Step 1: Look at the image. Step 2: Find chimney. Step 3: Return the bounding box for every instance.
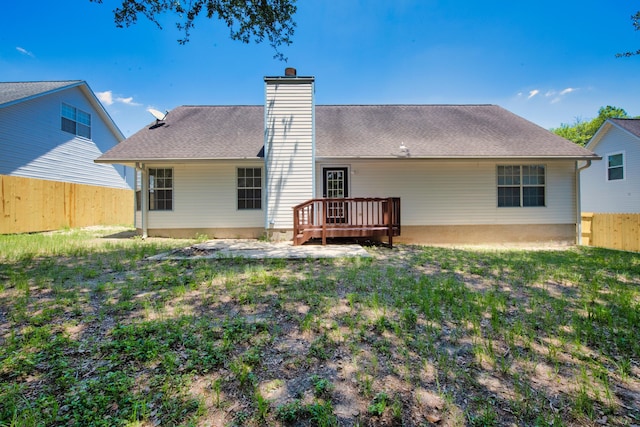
[263,69,315,235]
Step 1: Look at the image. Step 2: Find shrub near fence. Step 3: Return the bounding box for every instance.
[582,212,640,252]
[1,175,134,234]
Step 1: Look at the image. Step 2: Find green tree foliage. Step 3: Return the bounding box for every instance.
[617,10,640,57]
[90,0,297,60]
[551,106,630,146]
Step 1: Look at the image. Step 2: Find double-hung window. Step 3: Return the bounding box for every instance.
[607,152,624,181]
[497,165,545,207]
[237,167,262,209]
[148,168,173,211]
[61,103,91,139]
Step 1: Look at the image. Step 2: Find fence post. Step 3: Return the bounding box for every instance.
[581,213,593,246]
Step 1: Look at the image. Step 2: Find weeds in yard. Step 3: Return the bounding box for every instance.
[1,228,640,425]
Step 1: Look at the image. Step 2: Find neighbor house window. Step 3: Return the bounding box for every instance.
[237,167,262,209]
[61,103,91,139]
[148,168,173,211]
[497,165,545,207]
[607,152,624,181]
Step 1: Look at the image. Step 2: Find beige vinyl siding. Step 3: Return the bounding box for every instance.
[265,79,314,229]
[581,126,640,213]
[143,162,263,230]
[317,159,576,226]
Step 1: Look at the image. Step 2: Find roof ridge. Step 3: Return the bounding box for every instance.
[0,79,83,84]
[317,103,496,107]
[172,104,499,108]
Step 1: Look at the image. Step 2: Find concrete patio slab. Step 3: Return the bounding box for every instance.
[148,239,371,260]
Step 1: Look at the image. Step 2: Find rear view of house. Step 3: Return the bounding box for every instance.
[97,69,599,245]
[1,81,134,233]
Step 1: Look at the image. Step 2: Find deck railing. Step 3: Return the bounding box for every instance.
[292,197,401,246]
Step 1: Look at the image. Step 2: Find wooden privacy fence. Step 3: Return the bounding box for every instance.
[1,175,134,234]
[581,212,640,252]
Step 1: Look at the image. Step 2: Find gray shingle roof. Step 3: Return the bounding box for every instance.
[610,118,640,138]
[0,81,83,107]
[97,104,598,163]
[315,105,596,158]
[97,106,265,161]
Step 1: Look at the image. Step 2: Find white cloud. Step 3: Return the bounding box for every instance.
[96,91,114,105]
[116,96,142,106]
[97,90,142,107]
[16,46,35,58]
[550,87,578,104]
[520,86,579,104]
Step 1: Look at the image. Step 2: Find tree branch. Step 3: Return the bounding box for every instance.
[90,0,296,60]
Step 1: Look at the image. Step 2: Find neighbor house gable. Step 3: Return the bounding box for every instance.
[0,80,124,143]
[586,118,640,152]
[0,80,131,189]
[581,118,640,213]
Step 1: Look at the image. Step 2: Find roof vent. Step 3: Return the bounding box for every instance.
[284,67,297,77]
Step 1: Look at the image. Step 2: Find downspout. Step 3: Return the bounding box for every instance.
[575,160,592,245]
[137,162,149,239]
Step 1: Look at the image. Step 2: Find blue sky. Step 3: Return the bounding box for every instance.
[2,1,639,137]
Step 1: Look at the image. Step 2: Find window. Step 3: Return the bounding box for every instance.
[237,167,262,209]
[607,152,624,181]
[149,168,173,211]
[61,103,91,139]
[497,165,545,207]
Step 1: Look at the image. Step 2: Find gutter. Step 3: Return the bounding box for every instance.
[576,160,593,245]
[95,157,264,166]
[314,155,602,161]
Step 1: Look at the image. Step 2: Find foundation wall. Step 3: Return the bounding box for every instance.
[394,224,575,245]
[143,224,575,246]
[142,227,265,240]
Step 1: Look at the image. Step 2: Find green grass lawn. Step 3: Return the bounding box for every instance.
[0,227,639,426]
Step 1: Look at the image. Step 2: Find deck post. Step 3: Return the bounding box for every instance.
[321,199,327,245]
[386,197,393,248]
[292,207,298,245]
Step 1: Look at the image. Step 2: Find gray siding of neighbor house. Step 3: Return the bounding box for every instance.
[582,125,640,213]
[0,86,132,189]
[264,77,315,230]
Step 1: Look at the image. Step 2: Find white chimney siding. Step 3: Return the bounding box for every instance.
[264,74,315,231]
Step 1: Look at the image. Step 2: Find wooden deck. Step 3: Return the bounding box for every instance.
[292,197,401,246]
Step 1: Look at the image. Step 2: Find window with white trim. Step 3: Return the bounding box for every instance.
[607,152,624,181]
[497,165,545,207]
[237,167,262,210]
[148,168,173,211]
[61,103,91,139]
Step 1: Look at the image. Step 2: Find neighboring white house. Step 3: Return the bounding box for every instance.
[0,80,132,188]
[581,119,640,214]
[96,69,599,245]
[1,80,134,233]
